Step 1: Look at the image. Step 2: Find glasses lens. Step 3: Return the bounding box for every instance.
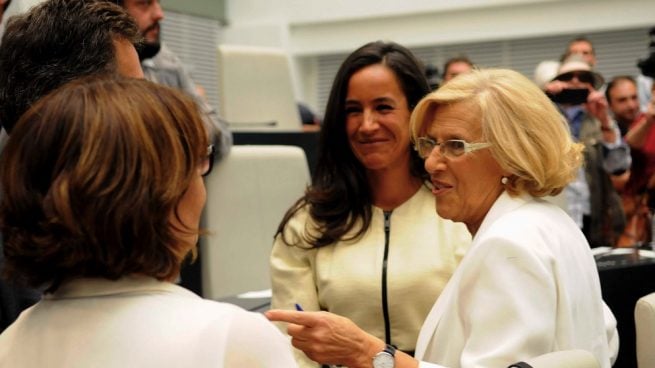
[443,140,466,157]
[556,72,574,82]
[557,71,594,85]
[418,138,434,158]
[201,145,215,177]
[577,72,594,85]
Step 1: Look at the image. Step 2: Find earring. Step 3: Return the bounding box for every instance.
[501,176,508,185]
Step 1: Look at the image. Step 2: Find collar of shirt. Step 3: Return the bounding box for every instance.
[562,105,586,140]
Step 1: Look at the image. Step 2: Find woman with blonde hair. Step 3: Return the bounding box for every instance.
[268,68,617,368]
[0,77,297,367]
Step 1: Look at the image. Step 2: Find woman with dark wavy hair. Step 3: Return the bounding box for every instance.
[270,41,470,367]
[0,77,297,368]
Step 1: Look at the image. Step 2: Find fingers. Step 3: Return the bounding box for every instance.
[545,80,565,94]
[265,309,320,327]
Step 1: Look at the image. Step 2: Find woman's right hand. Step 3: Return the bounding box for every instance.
[265,309,385,368]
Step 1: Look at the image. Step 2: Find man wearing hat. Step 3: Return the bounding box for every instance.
[545,55,629,248]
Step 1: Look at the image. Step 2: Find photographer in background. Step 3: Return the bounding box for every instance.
[544,55,628,248]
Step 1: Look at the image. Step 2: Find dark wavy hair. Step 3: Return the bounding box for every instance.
[0,0,140,133]
[0,77,208,292]
[276,41,430,248]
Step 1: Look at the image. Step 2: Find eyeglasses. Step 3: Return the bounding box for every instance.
[201,144,215,177]
[555,71,595,85]
[415,137,492,159]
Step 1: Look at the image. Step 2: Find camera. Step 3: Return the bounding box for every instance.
[637,26,655,78]
[546,88,590,105]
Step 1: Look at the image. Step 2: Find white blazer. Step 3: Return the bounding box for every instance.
[415,192,615,368]
[0,276,298,368]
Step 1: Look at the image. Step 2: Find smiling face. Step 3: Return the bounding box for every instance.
[423,101,506,235]
[345,64,412,173]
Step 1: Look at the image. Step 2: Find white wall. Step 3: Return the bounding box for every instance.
[224,0,655,54]
[221,0,655,110]
[5,0,42,18]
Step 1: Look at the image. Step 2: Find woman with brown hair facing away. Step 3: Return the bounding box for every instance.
[0,77,297,368]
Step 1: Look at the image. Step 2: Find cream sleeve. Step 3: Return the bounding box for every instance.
[269,213,321,368]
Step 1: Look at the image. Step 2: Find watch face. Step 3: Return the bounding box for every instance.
[372,352,395,368]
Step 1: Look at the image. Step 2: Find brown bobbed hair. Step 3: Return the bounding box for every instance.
[411,68,584,197]
[0,77,208,291]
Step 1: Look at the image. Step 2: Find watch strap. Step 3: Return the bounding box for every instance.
[383,344,397,357]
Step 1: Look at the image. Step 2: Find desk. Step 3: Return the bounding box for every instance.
[217,296,271,313]
[596,249,655,368]
[233,131,320,177]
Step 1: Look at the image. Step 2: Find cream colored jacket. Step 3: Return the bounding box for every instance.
[270,185,471,367]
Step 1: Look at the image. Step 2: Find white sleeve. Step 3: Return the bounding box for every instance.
[223,311,299,367]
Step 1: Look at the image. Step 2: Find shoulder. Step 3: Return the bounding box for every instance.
[182,299,296,365]
[476,197,584,259]
[277,203,322,249]
[185,298,276,332]
[485,198,572,238]
[148,44,184,69]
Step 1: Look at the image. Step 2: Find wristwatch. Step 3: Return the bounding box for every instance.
[372,344,396,368]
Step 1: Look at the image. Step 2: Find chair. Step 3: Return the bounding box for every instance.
[200,145,311,299]
[216,44,302,132]
[507,349,600,368]
[635,292,655,367]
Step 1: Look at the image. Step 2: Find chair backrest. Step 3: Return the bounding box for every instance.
[635,292,655,367]
[200,145,311,299]
[216,44,302,132]
[507,349,600,368]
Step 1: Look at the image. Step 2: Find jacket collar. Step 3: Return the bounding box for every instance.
[44,275,196,300]
[472,192,531,245]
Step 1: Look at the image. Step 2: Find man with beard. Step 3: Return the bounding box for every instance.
[118,0,232,160]
[607,76,642,135]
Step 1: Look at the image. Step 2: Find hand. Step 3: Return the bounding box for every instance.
[543,80,568,95]
[586,90,610,125]
[265,309,384,368]
[646,95,655,123]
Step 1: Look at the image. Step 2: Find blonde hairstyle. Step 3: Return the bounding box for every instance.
[0,77,208,291]
[410,68,583,197]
